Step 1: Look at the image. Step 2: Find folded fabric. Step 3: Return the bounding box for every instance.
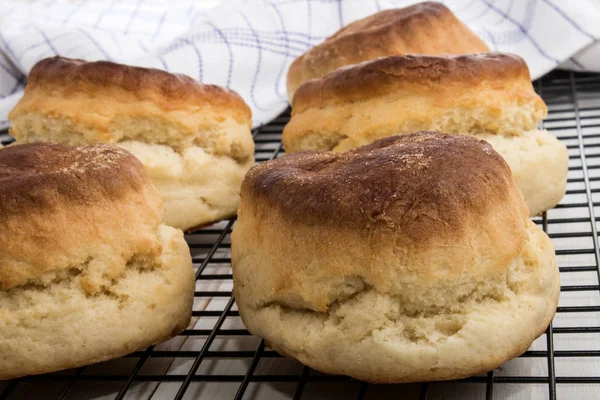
[0,0,599,130]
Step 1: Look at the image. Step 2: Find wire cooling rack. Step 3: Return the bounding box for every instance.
[1,69,600,400]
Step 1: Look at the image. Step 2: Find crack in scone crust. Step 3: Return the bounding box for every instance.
[0,253,161,304]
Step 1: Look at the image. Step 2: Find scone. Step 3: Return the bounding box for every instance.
[283,53,568,216]
[286,1,489,100]
[0,143,194,380]
[8,56,255,232]
[232,133,559,383]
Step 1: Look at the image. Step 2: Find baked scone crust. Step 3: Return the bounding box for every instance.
[11,56,250,150]
[0,143,194,379]
[286,2,489,99]
[283,53,567,216]
[232,133,559,383]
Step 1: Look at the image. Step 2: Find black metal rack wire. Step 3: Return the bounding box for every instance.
[1,69,600,399]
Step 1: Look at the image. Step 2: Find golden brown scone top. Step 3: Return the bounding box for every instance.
[243,132,526,245]
[292,52,538,112]
[0,143,162,291]
[24,56,251,121]
[0,143,148,214]
[286,2,489,99]
[236,132,531,313]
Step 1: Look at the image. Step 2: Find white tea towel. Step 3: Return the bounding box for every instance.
[1,0,600,130]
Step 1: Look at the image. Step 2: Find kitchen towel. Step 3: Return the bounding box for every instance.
[1,0,600,130]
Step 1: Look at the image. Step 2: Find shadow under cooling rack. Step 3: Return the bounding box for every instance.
[2,70,600,400]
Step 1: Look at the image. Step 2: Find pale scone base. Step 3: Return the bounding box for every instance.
[236,222,559,383]
[0,225,194,380]
[119,141,254,231]
[480,130,569,217]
